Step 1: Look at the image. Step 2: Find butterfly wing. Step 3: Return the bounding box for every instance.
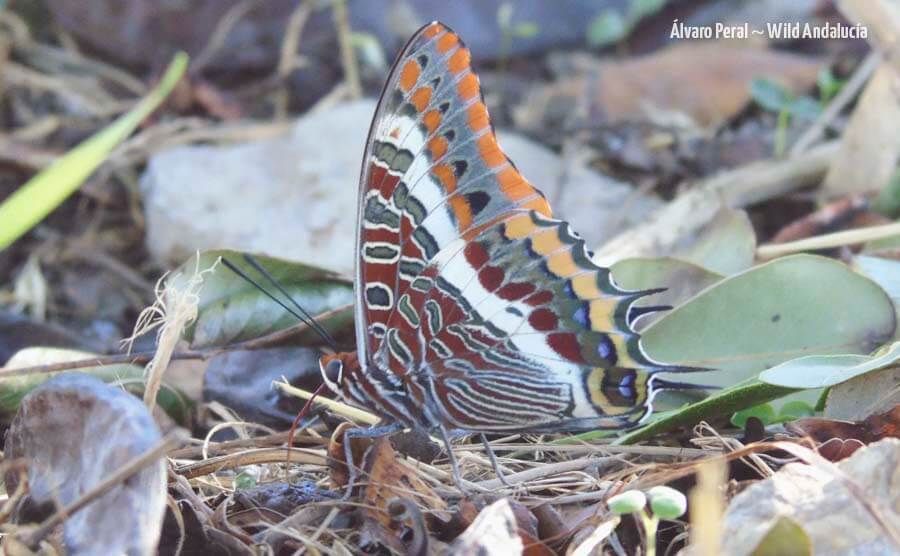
[357,22,690,432]
[356,22,550,364]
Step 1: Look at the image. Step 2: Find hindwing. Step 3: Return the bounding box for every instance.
[355,22,696,432]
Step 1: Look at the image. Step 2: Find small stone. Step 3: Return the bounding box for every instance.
[142,100,660,274]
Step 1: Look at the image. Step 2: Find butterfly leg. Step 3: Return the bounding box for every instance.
[480,433,512,487]
[340,422,404,500]
[437,424,471,494]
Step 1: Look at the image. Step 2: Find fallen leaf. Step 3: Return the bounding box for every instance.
[825,367,900,421]
[674,207,757,276]
[3,373,168,555]
[770,195,874,244]
[169,250,354,349]
[0,347,191,426]
[449,499,524,556]
[821,63,900,198]
[516,42,822,132]
[749,516,812,556]
[567,516,620,556]
[326,425,446,553]
[786,404,900,458]
[718,438,900,555]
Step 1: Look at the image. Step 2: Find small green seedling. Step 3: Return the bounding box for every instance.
[608,485,687,556]
[750,78,822,157]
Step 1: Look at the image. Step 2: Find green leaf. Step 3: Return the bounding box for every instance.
[750,78,792,112]
[0,52,188,251]
[612,257,723,320]
[642,255,896,390]
[732,403,776,427]
[588,11,628,47]
[750,516,812,556]
[616,380,799,444]
[816,67,844,104]
[607,490,647,514]
[647,485,687,519]
[759,341,900,389]
[674,208,757,276]
[169,250,354,348]
[788,96,822,121]
[0,347,191,424]
[777,400,815,421]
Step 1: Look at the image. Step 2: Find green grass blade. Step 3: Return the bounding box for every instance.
[0,52,189,250]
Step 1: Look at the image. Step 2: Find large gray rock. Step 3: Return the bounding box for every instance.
[141,99,660,274]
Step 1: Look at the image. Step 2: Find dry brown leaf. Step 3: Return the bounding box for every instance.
[718,438,900,555]
[786,404,900,461]
[517,42,821,132]
[821,63,900,198]
[449,499,524,556]
[326,425,445,553]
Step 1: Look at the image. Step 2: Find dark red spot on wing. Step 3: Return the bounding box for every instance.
[478,265,504,291]
[528,308,558,332]
[496,282,535,301]
[548,333,585,363]
[367,163,401,197]
[523,290,553,307]
[464,242,489,268]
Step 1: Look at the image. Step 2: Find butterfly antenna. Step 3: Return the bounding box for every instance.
[240,255,341,350]
[220,257,339,352]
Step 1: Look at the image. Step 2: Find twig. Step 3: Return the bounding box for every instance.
[20,430,186,549]
[790,51,881,156]
[0,349,212,378]
[475,457,615,490]
[169,430,326,459]
[333,0,361,99]
[174,447,327,479]
[593,141,839,265]
[757,220,900,259]
[192,0,260,73]
[273,0,314,118]
[275,381,378,425]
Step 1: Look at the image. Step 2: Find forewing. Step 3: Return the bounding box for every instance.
[357,22,550,366]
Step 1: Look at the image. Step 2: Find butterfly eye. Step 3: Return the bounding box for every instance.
[322,358,343,385]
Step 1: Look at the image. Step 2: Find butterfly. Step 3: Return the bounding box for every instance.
[317,21,701,488]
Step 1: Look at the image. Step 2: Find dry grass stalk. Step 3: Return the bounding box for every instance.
[688,457,727,556]
[124,255,217,411]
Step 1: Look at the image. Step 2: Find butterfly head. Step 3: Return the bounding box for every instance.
[318,351,359,398]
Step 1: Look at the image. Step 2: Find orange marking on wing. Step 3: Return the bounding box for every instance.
[422,23,444,39]
[497,168,549,215]
[450,195,473,230]
[436,32,459,53]
[468,103,490,132]
[399,59,420,92]
[523,196,552,216]
[477,134,506,168]
[422,110,442,134]
[432,164,457,193]
[428,136,448,160]
[448,47,471,73]
[457,73,479,101]
[410,86,432,112]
